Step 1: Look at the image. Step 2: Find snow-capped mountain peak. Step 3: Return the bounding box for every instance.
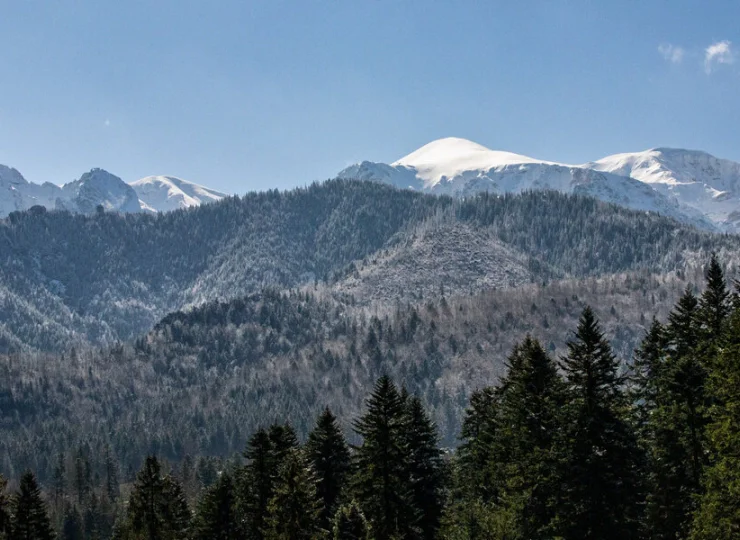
[392,137,552,187]
[131,175,227,213]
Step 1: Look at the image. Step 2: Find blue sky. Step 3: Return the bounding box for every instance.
[0,0,738,193]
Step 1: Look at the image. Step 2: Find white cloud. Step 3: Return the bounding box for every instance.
[705,40,734,73]
[658,43,684,64]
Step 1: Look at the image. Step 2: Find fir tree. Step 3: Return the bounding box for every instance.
[699,254,731,344]
[490,336,566,539]
[556,307,642,540]
[305,407,351,530]
[10,471,55,540]
[352,375,420,540]
[240,428,276,540]
[163,475,191,539]
[403,395,445,540]
[332,501,371,540]
[193,472,240,540]
[264,449,323,540]
[690,308,740,539]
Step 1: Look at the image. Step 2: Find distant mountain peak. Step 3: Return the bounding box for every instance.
[131,175,227,212]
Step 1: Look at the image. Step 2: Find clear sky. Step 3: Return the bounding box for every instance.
[1,0,738,193]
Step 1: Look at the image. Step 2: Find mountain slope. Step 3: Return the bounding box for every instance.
[337,138,724,230]
[131,175,227,212]
[2,180,739,352]
[589,147,740,231]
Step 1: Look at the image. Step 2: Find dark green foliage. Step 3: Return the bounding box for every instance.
[264,449,323,540]
[698,254,731,344]
[305,407,351,530]
[403,396,445,540]
[691,309,740,539]
[193,472,240,540]
[10,471,55,540]
[332,502,370,540]
[556,308,642,540]
[351,376,419,540]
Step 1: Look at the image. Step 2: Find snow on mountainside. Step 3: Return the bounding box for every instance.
[0,166,227,217]
[131,175,227,213]
[338,137,713,230]
[588,148,740,231]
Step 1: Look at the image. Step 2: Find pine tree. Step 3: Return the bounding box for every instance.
[403,395,445,540]
[333,502,371,540]
[105,445,120,502]
[62,506,84,540]
[264,449,323,540]
[556,307,642,540]
[194,472,240,540]
[305,407,351,530]
[490,336,566,539]
[690,308,740,539]
[52,453,66,515]
[351,375,420,540]
[10,471,55,540]
[239,427,283,540]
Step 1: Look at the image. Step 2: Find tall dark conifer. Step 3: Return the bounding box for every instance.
[193,472,240,540]
[403,395,445,540]
[333,502,371,540]
[491,336,566,539]
[0,475,11,540]
[10,471,55,540]
[305,407,351,530]
[351,375,420,540]
[557,307,642,540]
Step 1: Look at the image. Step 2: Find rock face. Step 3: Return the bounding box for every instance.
[338,137,740,231]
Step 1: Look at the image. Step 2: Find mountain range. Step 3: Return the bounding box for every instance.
[338,137,740,232]
[0,165,226,215]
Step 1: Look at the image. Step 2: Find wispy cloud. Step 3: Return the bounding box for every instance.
[705,40,734,73]
[658,43,684,64]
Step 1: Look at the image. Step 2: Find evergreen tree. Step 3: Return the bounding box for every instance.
[403,395,445,540]
[489,336,566,539]
[556,307,642,540]
[332,502,371,540]
[699,254,731,344]
[105,445,120,502]
[351,375,420,540]
[264,449,323,540]
[645,288,710,539]
[193,472,240,540]
[52,453,66,515]
[163,475,191,539]
[240,428,279,540]
[62,506,84,540]
[305,407,351,530]
[10,471,55,540]
[690,308,740,539]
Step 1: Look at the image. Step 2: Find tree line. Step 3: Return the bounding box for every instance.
[2,256,740,538]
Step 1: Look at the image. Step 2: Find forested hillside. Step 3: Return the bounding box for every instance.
[2,180,740,352]
[2,258,739,540]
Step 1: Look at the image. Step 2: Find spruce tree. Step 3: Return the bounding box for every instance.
[10,471,55,540]
[690,308,740,539]
[556,307,642,540]
[264,449,323,540]
[351,375,420,540]
[490,336,566,539]
[699,254,731,344]
[163,475,191,539]
[305,407,351,530]
[193,472,240,540]
[333,502,371,540]
[403,395,445,540]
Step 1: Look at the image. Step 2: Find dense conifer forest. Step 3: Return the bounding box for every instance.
[1,256,739,539]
